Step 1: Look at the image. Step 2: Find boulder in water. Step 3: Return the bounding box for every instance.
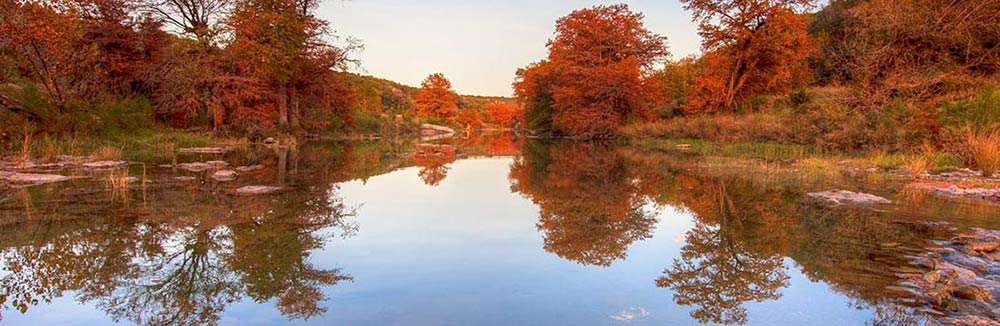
[808,190,892,206]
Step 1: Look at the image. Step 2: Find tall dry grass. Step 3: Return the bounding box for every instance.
[960,129,1000,177]
[622,113,792,143]
[92,145,123,161]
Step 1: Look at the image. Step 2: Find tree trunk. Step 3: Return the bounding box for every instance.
[289,88,301,130]
[277,83,289,129]
[276,146,287,185]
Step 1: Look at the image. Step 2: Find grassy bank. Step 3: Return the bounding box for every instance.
[634,136,988,180]
[2,129,248,164]
[626,85,1000,178]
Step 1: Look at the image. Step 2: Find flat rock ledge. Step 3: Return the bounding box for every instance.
[0,172,73,186]
[177,147,230,154]
[81,161,129,169]
[807,190,892,206]
[420,123,456,135]
[235,186,286,196]
[911,184,1000,204]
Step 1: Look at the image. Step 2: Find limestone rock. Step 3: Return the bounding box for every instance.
[82,161,128,169]
[808,190,892,206]
[211,170,238,181]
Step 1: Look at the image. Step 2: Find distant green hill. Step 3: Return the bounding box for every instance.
[339,72,514,115]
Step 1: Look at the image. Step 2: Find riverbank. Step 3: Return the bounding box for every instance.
[639,137,1000,206]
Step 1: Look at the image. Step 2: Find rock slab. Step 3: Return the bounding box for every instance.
[808,190,892,206]
[235,186,285,196]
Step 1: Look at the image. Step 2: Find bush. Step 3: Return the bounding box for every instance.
[939,86,1000,130]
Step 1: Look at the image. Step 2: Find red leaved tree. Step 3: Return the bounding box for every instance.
[484,102,522,128]
[414,73,458,121]
[514,4,668,138]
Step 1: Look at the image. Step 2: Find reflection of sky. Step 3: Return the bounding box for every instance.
[3,157,876,325]
[231,157,871,325]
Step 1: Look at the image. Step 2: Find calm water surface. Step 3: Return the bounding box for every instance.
[1,135,998,325]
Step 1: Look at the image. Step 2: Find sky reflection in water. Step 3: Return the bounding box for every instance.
[3,138,987,325]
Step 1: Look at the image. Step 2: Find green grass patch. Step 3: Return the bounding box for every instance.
[641,138,816,161]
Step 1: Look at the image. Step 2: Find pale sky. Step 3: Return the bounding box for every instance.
[319,0,702,97]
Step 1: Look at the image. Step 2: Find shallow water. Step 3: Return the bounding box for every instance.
[1,135,998,325]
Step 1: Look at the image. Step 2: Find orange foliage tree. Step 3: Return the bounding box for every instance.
[484,102,521,128]
[454,109,483,131]
[0,0,357,135]
[414,73,458,121]
[1,0,159,107]
[681,0,815,113]
[513,4,668,138]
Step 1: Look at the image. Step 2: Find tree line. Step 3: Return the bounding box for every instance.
[514,1,1000,140]
[1,0,357,138]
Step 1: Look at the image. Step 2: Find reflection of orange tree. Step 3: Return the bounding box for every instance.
[656,177,795,325]
[0,171,357,325]
[486,134,519,156]
[510,140,657,267]
[411,143,457,186]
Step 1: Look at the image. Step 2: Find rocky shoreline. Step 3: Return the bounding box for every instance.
[890,229,1000,324]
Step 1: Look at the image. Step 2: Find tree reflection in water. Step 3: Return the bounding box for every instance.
[655,177,795,325]
[0,144,360,325]
[510,140,659,267]
[411,142,457,186]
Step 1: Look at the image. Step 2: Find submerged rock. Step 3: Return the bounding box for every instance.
[946,315,998,326]
[235,165,263,172]
[206,160,229,168]
[951,234,1000,253]
[908,183,1000,204]
[235,185,286,196]
[211,170,238,181]
[177,147,229,154]
[1,172,72,185]
[807,190,892,206]
[82,161,128,169]
[178,162,211,172]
